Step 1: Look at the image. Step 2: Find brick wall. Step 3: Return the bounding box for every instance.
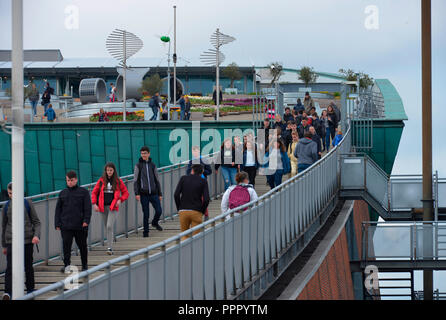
[297,200,370,300]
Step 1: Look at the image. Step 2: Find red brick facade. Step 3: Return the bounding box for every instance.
[297,200,369,300]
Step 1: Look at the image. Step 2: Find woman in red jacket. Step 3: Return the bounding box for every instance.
[92,162,129,255]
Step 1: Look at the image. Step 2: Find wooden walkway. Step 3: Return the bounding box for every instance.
[0,175,273,300]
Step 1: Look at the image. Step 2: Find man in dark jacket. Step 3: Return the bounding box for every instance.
[149,92,161,121]
[283,107,294,123]
[55,171,91,273]
[186,146,212,178]
[294,132,318,173]
[2,182,41,300]
[134,146,163,236]
[330,102,341,128]
[297,117,311,139]
[174,164,210,240]
[309,126,322,159]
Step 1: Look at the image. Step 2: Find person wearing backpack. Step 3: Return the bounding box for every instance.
[2,182,41,300]
[149,92,161,121]
[221,171,258,219]
[174,164,210,240]
[91,162,129,255]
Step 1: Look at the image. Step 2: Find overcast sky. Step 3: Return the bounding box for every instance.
[1,0,445,295]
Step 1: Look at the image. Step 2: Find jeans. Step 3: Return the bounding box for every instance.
[244,166,257,186]
[220,166,237,190]
[102,206,117,249]
[180,109,186,120]
[43,102,50,113]
[5,243,35,296]
[30,100,38,116]
[61,228,88,268]
[298,163,312,173]
[325,127,331,151]
[140,193,163,235]
[150,107,158,121]
[266,169,283,189]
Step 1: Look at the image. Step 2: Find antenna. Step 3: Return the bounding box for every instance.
[106,29,143,121]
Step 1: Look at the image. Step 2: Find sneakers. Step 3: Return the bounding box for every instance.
[2,293,10,300]
[82,265,88,272]
[106,248,114,255]
[143,233,149,238]
[60,266,68,273]
[204,215,209,221]
[152,224,163,231]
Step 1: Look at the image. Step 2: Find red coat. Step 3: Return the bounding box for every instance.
[91,177,129,212]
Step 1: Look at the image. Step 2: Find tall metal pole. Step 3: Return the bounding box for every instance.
[11,0,25,299]
[422,0,433,301]
[173,5,177,111]
[216,29,220,121]
[123,31,127,121]
[167,41,171,120]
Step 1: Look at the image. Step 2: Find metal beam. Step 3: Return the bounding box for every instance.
[422,0,433,301]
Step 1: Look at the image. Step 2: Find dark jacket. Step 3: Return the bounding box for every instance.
[283,113,294,123]
[41,88,52,104]
[328,111,338,129]
[133,158,163,196]
[2,199,41,247]
[311,133,322,154]
[215,146,237,171]
[186,157,212,178]
[294,103,305,113]
[55,185,92,230]
[273,121,287,133]
[174,174,210,214]
[297,123,310,139]
[185,101,192,113]
[149,95,160,110]
[212,90,223,105]
[28,87,40,102]
[178,97,186,111]
[332,104,341,125]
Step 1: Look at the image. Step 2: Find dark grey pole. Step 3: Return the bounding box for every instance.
[422,0,433,301]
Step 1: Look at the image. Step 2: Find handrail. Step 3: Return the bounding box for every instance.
[0,152,219,206]
[20,123,352,300]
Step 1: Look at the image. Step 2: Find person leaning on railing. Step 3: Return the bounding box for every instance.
[91,162,129,255]
[2,182,41,300]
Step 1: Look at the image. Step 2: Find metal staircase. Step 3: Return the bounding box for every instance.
[339,153,445,221]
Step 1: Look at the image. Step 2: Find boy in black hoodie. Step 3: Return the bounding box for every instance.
[55,171,91,273]
[134,146,163,237]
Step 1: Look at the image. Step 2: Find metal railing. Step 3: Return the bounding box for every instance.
[362,221,446,261]
[19,121,352,300]
[0,153,224,275]
[340,154,445,218]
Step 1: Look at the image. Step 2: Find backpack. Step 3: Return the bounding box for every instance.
[3,199,32,222]
[228,185,251,211]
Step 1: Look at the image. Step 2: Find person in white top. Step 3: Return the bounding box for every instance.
[221,171,258,220]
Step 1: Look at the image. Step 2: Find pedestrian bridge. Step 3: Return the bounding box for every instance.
[1,120,446,300]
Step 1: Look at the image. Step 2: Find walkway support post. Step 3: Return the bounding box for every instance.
[421,0,433,301]
[11,0,25,300]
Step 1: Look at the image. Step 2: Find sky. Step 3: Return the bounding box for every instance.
[0,0,445,295]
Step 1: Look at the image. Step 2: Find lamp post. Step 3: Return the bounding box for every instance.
[173,5,177,110]
[11,0,25,300]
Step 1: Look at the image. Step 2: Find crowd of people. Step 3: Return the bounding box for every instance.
[1,103,344,298]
